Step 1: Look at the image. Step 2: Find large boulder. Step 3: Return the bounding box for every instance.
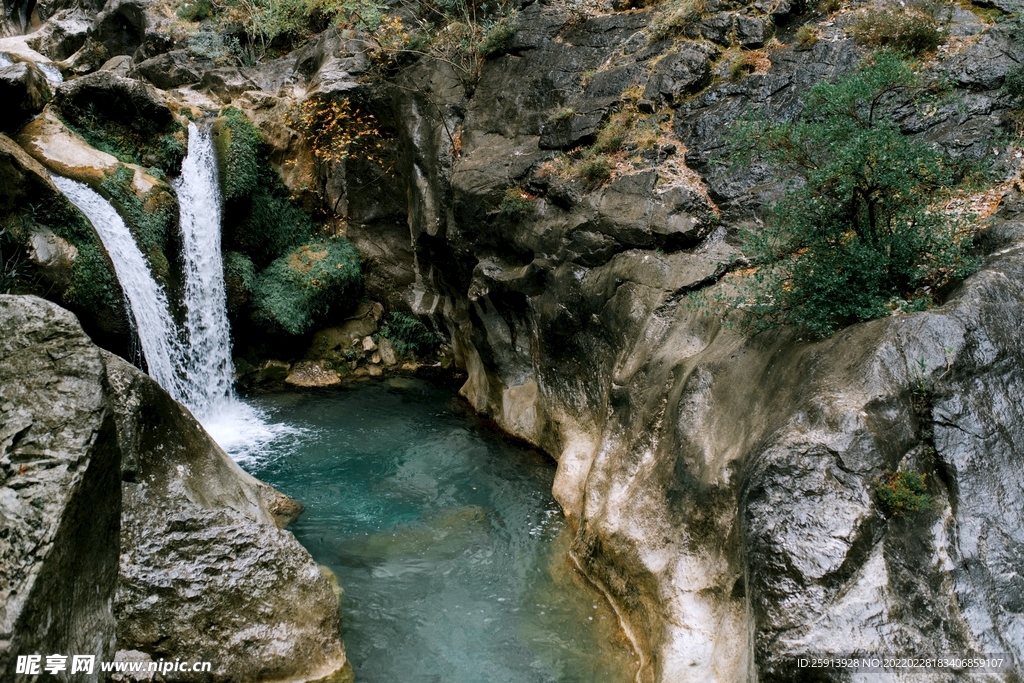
[130,49,209,90]
[0,295,351,682]
[0,61,50,134]
[0,295,121,683]
[53,70,174,134]
[103,352,351,683]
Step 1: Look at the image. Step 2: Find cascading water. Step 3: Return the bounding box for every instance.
[174,122,290,459]
[176,122,234,415]
[54,126,290,461]
[53,176,189,401]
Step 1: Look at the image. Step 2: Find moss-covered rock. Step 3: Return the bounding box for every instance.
[253,238,361,336]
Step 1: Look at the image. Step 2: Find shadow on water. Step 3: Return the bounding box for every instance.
[241,377,636,683]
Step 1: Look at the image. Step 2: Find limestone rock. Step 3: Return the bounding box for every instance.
[104,352,350,683]
[378,337,397,366]
[642,44,711,105]
[0,295,120,683]
[0,61,50,134]
[92,0,147,57]
[16,109,119,185]
[285,360,342,387]
[27,226,78,285]
[26,8,90,60]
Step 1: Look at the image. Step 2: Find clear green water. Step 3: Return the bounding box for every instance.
[242,378,636,683]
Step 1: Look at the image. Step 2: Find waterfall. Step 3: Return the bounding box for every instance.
[53,176,189,402]
[54,125,292,461]
[173,122,292,459]
[176,122,234,416]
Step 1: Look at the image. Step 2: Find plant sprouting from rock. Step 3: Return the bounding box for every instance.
[726,51,980,337]
[876,470,933,516]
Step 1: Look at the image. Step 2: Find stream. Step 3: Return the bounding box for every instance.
[239,378,636,683]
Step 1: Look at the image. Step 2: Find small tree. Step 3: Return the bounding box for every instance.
[728,52,979,337]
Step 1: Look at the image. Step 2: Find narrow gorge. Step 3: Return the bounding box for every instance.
[2,0,1024,680]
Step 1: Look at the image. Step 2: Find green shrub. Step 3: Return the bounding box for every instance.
[253,238,362,335]
[795,25,819,49]
[876,470,933,516]
[551,107,576,123]
[379,311,440,356]
[727,52,979,337]
[649,0,705,41]
[497,188,534,219]
[1004,63,1024,109]
[576,155,611,181]
[850,7,944,56]
[216,107,262,202]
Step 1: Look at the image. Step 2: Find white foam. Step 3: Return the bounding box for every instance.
[200,398,304,464]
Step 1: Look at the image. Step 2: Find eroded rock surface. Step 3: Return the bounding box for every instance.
[0,296,350,683]
[0,295,120,683]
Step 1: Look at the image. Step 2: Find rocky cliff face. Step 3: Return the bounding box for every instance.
[0,296,350,683]
[314,5,1024,681]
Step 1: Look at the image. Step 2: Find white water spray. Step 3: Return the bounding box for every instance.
[53,176,188,401]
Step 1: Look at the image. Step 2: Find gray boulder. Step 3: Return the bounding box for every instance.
[0,295,120,683]
[103,355,350,683]
[26,8,90,60]
[0,62,50,134]
[0,296,351,683]
[130,50,209,90]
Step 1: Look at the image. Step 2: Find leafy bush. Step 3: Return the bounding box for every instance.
[1004,63,1024,109]
[850,7,944,56]
[497,188,534,219]
[253,238,362,335]
[285,96,384,166]
[379,312,440,356]
[876,470,933,516]
[216,107,262,201]
[727,52,979,337]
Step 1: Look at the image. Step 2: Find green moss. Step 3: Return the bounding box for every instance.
[59,107,187,175]
[66,242,119,309]
[99,166,176,278]
[28,195,119,308]
[253,238,362,335]
[876,470,933,516]
[378,311,440,357]
[217,107,314,268]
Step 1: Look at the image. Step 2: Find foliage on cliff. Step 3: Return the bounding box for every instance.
[215,108,363,335]
[726,52,980,337]
[253,238,362,335]
[216,107,315,269]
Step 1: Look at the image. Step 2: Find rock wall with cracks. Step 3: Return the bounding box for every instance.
[331,5,1024,682]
